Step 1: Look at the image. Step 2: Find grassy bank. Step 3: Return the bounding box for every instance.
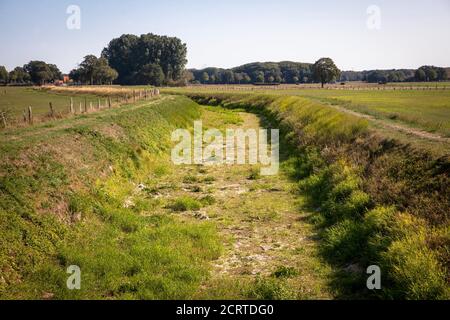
[0,95,221,299]
[167,90,450,299]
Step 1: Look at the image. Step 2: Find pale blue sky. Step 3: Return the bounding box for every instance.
[0,0,449,73]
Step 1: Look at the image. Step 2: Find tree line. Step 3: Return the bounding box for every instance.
[0,61,62,86]
[0,31,448,87]
[191,63,449,85]
[190,61,315,85]
[340,66,448,83]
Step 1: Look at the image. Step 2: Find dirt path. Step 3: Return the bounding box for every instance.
[144,106,334,299]
[329,104,450,143]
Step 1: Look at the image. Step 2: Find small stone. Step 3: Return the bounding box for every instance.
[123,198,134,208]
[72,213,82,223]
[42,292,54,300]
[194,212,210,220]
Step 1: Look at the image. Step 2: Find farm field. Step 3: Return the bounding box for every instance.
[0,86,156,124]
[299,89,450,138]
[0,87,103,118]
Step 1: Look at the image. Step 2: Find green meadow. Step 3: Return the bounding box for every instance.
[297,89,450,137]
[0,87,109,118]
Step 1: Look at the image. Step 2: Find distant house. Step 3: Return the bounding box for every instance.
[63,75,70,83]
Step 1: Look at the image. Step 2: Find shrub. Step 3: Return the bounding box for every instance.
[382,232,449,299]
[322,219,368,264]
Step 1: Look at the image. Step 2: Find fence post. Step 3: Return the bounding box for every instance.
[89,102,93,111]
[133,90,136,103]
[1,112,6,128]
[28,106,33,124]
[70,98,74,114]
[98,99,101,110]
[49,102,55,117]
[84,98,88,113]
[23,110,27,123]
[79,102,82,114]
[108,98,112,109]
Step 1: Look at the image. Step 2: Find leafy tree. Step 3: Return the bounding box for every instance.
[313,58,340,88]
[136,64,164,86]
[102,33,187,85]
[201,72,209,83]
[415,69,426,81]
[428,69,438,81]
[94,58,118,84]
[222,70,235,84]
[49,64,63,81]
[0,66,8,85]
[79,55,98,85]
[70,55,118,85]
[9,67,30,84]
[254,71,265,83]
[416,66,447,82]
[101,34,139,84]
[24,61,61,85]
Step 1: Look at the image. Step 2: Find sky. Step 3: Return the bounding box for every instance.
[0,0,449,73]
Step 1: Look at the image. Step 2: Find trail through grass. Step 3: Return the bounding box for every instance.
[157,106,334,299]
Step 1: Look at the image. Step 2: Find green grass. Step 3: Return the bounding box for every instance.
[0,87,109,119]
[292,89,450,137]
[0,95,223,299]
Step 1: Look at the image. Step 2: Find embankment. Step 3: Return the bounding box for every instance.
[0,95,220,299]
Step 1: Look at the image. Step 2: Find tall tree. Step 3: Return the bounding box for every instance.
[70,55,118,85]
[136,64,165,86]
[0,66,8,85]
[8,67,30,84]
[24,61,61,85]
[93,57,118,84]
[313,58,340,88]
[201,72,209,84]
[102,33,187,85]
[79,55,98,85]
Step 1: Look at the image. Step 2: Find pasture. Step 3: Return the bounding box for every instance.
[0,87,101,118]
[0,86,157,125]
[298,89,450,137]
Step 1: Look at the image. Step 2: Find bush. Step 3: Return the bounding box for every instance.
[322,219,368,264]
[382,233,449,299]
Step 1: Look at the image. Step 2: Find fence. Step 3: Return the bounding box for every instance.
[0,88,160,130]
